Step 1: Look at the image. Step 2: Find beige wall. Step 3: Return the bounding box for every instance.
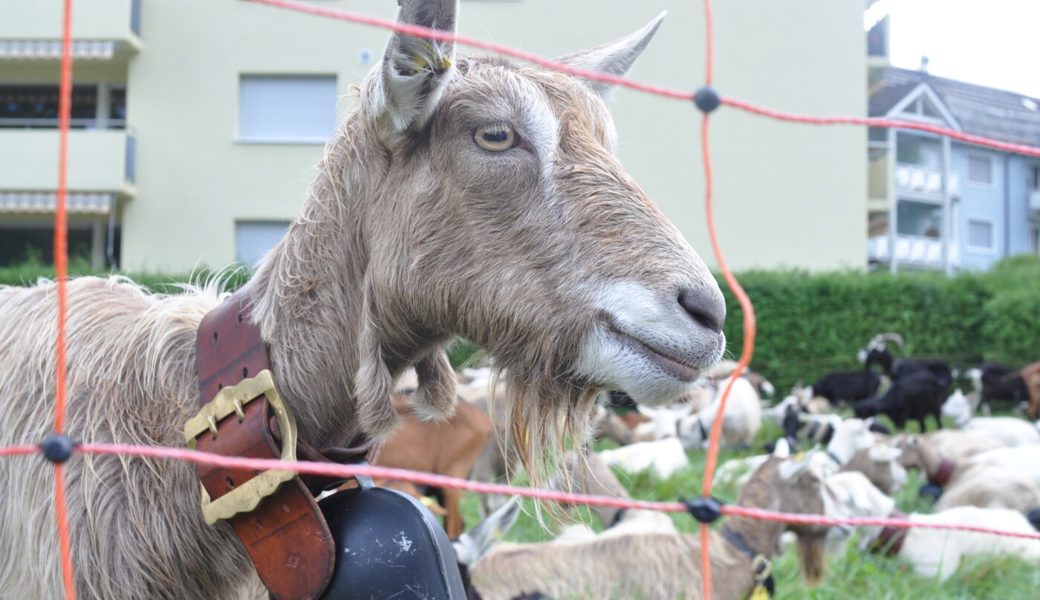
[118,0,864,272]
[0,0,137,42]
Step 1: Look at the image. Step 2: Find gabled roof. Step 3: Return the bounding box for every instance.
[869,66,1040,149]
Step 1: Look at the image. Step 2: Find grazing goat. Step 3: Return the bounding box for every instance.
[824,472,1040,581]
[941,389,1040,446]
[0,3,728,598]
[373,393,493,537]
[458,447,833,599]
[854,371,944,432]
[860,333,953,389]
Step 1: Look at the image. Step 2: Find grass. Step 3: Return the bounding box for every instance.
[457,418,1040,598]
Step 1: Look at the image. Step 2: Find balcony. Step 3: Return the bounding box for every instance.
[869,235,959,269]
[0,129,135,213]
[0,0,141,60]
[894,163,945,195]
[1030,190,1040,215]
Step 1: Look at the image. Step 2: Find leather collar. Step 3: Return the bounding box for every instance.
[192,286,368,599]
[869,511,908,556]
[721,526,775,597]
[929,458,957,487]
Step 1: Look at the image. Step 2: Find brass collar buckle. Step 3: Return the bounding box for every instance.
[183,369,298,525]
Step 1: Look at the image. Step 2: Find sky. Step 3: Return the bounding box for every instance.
[867,0,1040,99]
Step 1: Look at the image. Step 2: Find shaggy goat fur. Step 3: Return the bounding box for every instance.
[0,2,726,597]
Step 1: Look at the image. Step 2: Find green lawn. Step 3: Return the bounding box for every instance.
[458,418,1040,599]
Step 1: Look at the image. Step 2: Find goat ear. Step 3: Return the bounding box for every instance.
[556,12,666,97]
[377,0,458,131]
[453,496,522,566]
[410,346,458,421]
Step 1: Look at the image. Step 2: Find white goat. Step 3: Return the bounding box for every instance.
[677,377,763,448]
[824,471,1040,581]
[942,389,1040,446]
[597,437,689,479]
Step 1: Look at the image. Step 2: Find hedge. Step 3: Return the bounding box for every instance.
[3,256,1038,395]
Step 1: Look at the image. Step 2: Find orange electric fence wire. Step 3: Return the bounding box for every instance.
[24,1,1040,599]
[53,0,76,598]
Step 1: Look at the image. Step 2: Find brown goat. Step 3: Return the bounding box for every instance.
[0,2,725,597]
[1023,361,1040,419]
[374,393,493,537]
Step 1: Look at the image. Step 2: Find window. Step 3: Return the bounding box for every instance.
[1030,164,1040,191]
[0,85,100,129]
[1032,225,1040,253]
[239,75,337,143]
[967,219,994,250]
[236,221,290,266]
[967,155,993,185]
[896,200,942,239]
[896,136,941,169]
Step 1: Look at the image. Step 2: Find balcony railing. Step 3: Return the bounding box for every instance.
[0,0,141,59]
[894,163,945,195]
[869,234,960,268]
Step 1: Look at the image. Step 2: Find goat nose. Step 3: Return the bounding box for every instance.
[678,288,726,333]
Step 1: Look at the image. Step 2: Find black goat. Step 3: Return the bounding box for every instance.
[812,370,882,406]
[853,371,945,432]
[864,346,953,389]
[979,363,1030,412]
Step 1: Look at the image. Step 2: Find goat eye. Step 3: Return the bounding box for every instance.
[474,124,517,152]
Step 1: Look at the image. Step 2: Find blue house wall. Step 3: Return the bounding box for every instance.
[952,145,1006,271]
[1008,155,1038,255]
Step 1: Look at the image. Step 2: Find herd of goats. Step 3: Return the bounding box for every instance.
[378,333,1040,598]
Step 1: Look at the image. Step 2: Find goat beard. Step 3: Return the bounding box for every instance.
[496,372,599,512]
[794,532,828,586]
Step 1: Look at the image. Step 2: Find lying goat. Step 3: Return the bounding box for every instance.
[942,389,1040,446]
[897,435,1040,515]
[824,471,1040,581]
[457,445,832,599]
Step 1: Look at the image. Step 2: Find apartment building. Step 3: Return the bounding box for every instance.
[0,0,866,272]
[867,67,1040,272]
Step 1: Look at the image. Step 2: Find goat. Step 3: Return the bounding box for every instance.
[597,437,689,479]
[860,333,953,389]
[897,435,1040,515]
[941,389,1040,446]
[1023,361,1040,419]
[677,377,763,448]
[811,370,882,407]
[717,418,905,495]
[372,392,493,538]
[823,471,1040,581]
[964,446,1040,490]
[973,363,1031,414]
[457,446,833,599]
[553,451,672,531]
[0,3,728,598]
[705,359,776,398]
[854,371,944,432]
